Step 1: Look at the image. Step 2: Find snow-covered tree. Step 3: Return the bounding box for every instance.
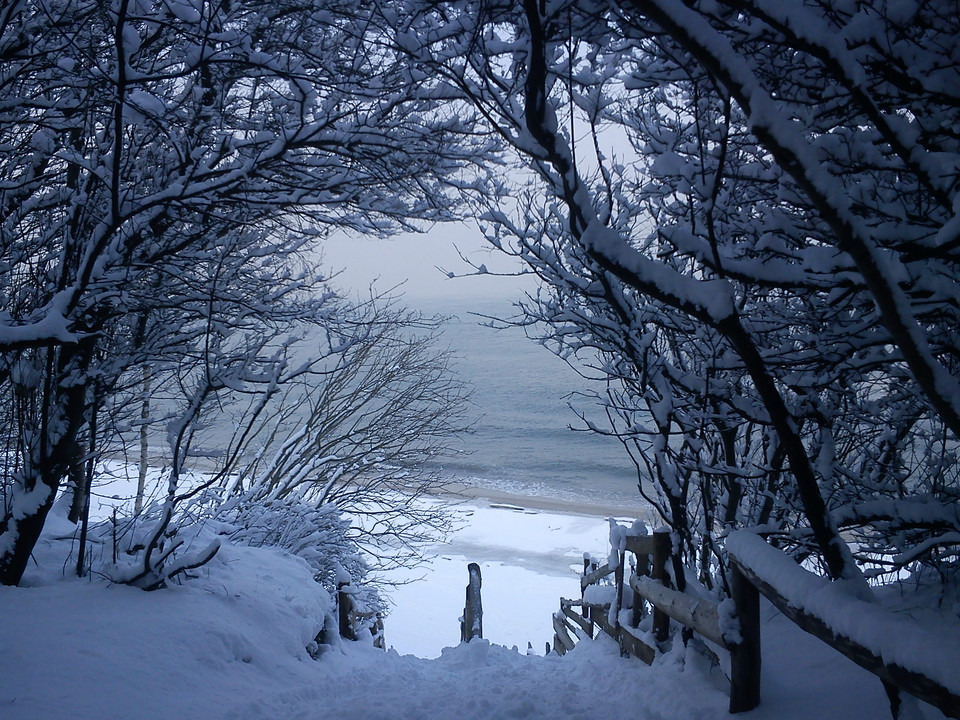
[217,303,469,572]
[120,299,468,578]
[403,0,960,588]
[0,0,489,585]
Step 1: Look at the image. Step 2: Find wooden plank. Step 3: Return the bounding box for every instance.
[631,544,650,628]
[581,596,657,664]
[552,612,576,654]
[630,583,646,628]
[729,564,761,713]
[619,624,657,665]
[729,554,960,719]
[581,558,595,637]
[581,562,616,589]
[592,603,618,639]
[561,603,594,639]
[631,575,725,647]
[613,550,625,631]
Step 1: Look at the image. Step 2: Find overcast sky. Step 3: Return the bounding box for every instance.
[320,223,536,304]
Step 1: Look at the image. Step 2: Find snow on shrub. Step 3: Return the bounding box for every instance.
[214,492,383,616]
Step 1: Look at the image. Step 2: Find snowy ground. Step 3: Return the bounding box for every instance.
[0,489,953,720]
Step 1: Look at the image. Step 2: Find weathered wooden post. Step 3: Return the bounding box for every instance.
[460,562,483,642]
[630,550,648,628]
[728,563,761,713]
[613,549,625,629]
[581,555,595,638]
[370,613,386,650]
[652,528,671,643]
[613,548,630,656]
[627,533,651,628]
[338,582,358,641]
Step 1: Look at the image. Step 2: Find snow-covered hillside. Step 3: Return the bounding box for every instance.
[2,496,951,720]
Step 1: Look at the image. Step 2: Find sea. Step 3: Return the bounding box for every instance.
[125,290,645,514]
[413,294,643,510]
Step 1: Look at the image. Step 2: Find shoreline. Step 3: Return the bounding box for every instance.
[95,454,654,524]
[441,480,654,523]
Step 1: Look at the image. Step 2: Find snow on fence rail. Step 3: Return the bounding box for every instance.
[552,527,761,714]
[726,531,960,719]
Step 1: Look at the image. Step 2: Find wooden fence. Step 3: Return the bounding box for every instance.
[552,527,960,719]
[552,528,760,713]
[726,532,960,720]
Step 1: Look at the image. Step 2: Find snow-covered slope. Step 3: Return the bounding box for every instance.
[0,524,726,720]
[0,502,951,720]
[1,540,331,720]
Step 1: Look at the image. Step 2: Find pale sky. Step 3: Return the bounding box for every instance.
[320,222,536,303]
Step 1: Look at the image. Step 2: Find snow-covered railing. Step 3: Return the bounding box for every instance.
[554,526,761,713]
[726,531,960,719]
[559,524,960,718]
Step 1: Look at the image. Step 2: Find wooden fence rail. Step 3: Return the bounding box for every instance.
[726,532,960,719]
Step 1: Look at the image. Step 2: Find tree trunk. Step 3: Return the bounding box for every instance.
[0,435,83,585]
[0,345,92,585]
[136,367,150,516]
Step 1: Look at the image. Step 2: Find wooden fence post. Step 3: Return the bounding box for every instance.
[582,556,595,638]
[338,582,358,641]
[631,548,649,628]
[652,529,671,643]
[614,549,625,627]
[729,563,761,713]
[461,562,483,642]
[370,614,385,650]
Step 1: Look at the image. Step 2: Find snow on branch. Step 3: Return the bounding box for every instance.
[635,0,960,439]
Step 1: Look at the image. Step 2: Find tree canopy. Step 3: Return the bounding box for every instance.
[0,0,489,585]
[398,0,960,587]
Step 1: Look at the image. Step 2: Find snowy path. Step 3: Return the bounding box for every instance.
[1,565,918,720]
[253,600,925,720]
[224,638,729,720]
[0,538,728,720]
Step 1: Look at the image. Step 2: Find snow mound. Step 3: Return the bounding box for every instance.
[0,542,331,720]
[225,637,727,720]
